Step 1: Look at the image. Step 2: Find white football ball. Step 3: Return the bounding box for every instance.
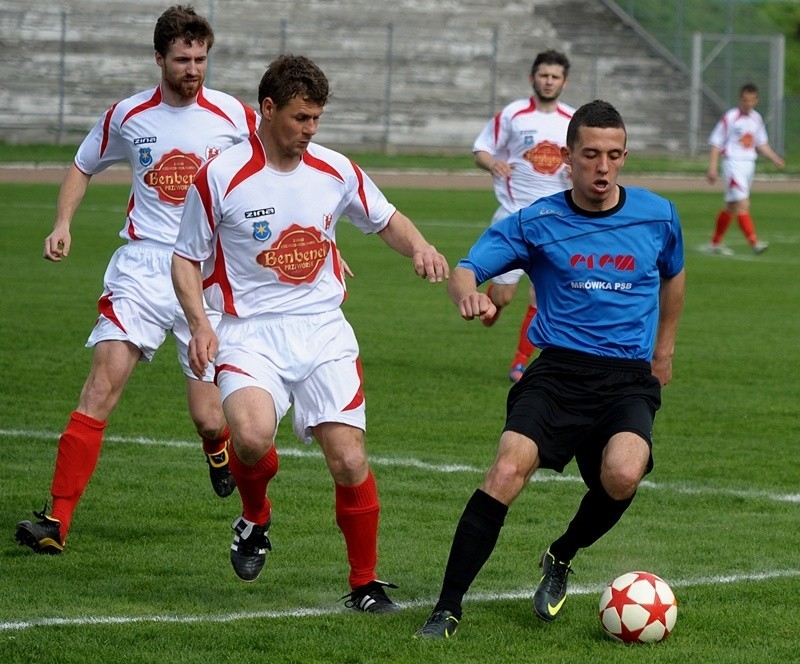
[598,571,677,643]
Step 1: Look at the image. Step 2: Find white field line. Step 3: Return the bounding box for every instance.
[3,428,799,633]
[3,428,799,505]
[2,569,799,632]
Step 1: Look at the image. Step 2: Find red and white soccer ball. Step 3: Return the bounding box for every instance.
[598,571,677,644]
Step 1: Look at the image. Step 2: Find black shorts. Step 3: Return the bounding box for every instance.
[504,348,661,474]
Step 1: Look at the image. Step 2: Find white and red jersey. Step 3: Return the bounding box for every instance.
[75,85,257,245]
[175,137,396,317]
[708,107,769,162]
[473,97,574,213]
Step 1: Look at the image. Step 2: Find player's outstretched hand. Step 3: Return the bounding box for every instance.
[43,229,72,262]
[458,291,497,323]
[188,326,219,379]
[413,245,450,283]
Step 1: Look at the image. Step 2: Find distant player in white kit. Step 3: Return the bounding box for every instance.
[705,82,785,255]
[473,50,574,382]
[172,54,449,611]
[15,5,257,555]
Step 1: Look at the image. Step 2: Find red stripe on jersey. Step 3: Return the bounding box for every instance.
[197,88,234,125]
[303,151,345,183]
[341,358,365,411]
[511,97,537,121]
[240,100,258,134]
[556,104,574,119]
[331,239,348,304]
[99,102,119,158]
[349,160,370,217]
[193,163,216,233]
[121,87,162,127]
[226,134,265,197]
[493,111,502,144]
[97,292,127,332]
[202,236,239,316]
[125,194,140,239]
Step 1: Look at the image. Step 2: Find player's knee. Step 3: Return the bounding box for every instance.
[601,467,642,501]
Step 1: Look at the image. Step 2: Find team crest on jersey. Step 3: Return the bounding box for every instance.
[523,140,562,175]
[323,214,333,231]
[143,149,202,205]
[138,148,153,167]
[206,146,221,160]
[523,135,535,147]
[253,221,271,241]
[256,224,330,285]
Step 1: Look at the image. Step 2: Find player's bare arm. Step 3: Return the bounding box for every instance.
[44,164,92,262]
[171,254,218,379]
[377,211,450,283]
[651,269,686,387]
[474,150,512,179]
[757,144,785,169]
[706,146,721,184]
[447,266,497,323]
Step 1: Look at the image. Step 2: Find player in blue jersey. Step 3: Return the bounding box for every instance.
[415,100,686,639]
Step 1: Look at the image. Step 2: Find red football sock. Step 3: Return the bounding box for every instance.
[737,213,758,244]
[511,305,537,367]
[50,411,107,541]
[229,443,278,525]
[335,471,380,589]
[711,210,733,244]
[201,425,230,455]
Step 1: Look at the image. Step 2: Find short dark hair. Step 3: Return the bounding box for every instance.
[740,82,759,96]
[153,5,214,57]
[258,54,330,109]
[531,49,570,78]
[566,99,626,148]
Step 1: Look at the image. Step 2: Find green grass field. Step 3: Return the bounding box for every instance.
[1,182,798,663]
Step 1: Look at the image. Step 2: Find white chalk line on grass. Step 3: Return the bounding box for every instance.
[2,569,799,632]
[3,428,799,505]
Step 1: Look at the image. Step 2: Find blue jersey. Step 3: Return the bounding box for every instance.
[458,186,684,360]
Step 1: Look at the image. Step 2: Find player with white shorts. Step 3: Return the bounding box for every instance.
[173,54,449,612]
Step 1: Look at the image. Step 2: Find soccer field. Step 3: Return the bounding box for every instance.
[1,183,798,663]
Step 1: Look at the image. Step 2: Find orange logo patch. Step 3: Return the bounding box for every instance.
[256,224,330,285]
[523,140,562,175]
[143,149,202,205]
[740,133,755,149]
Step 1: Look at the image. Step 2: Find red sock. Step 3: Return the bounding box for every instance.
[201,425,230,455]
[711,210,733,244]
[737,213,757,244]
[229,443,278,525]
[335,471,380,589]
[511,305,537,367]
[50,411,107,541]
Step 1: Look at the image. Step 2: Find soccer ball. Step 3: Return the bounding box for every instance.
[598,571,677,643]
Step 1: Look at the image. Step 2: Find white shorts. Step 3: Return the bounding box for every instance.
[214,308,365,444]
[489,205,525,286]
[722,159,755,203]
[86,240,219,381]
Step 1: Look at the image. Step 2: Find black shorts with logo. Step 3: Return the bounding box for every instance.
[504,347,661,475]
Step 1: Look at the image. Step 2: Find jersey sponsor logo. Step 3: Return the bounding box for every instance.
[206,146,221,160]
[252,221,271,241]
[569,254,635,271]
[256,224,330,285]
[244,208,276,219]
[523,140,562,175]
[738,132,755,149]
[138,147,153,167]
[134,136,157,145]
[143,149,202,205]
[570,280,633,291]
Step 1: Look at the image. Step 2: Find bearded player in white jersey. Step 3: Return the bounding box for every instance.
[473,50,574,383]
[15,5,258,556]
[172,54,449,612]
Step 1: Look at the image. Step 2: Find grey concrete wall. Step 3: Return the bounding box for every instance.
[0,0,719,154]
